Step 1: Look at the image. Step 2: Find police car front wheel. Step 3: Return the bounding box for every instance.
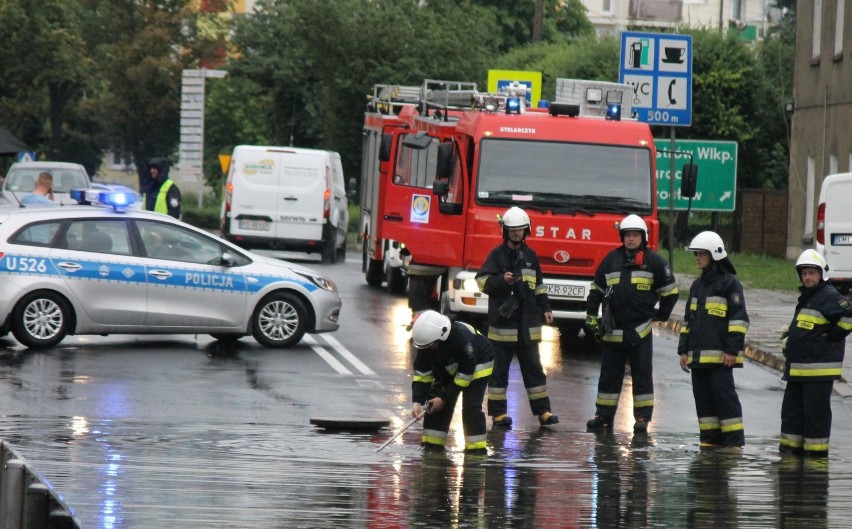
[12,291,72,349]
[251,292,307,348]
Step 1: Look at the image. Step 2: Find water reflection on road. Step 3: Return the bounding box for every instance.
[0,414,848,528]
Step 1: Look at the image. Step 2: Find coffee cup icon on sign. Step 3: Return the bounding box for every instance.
[663,46,685,64]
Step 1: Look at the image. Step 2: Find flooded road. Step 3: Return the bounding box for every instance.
[0,258,851,527]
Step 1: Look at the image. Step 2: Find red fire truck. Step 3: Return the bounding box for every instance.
[360,78,677,340]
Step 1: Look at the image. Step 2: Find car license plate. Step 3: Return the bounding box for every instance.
[833,234,852,245]
[546,284,585,298]
[239,219,270,231]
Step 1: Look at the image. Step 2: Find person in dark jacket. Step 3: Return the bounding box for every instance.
[411,310,495,453]
[586,214,678,433]
[678,231,749,449]
[475,206,558,430]
[140,157,180,218]
[779,249,852,458]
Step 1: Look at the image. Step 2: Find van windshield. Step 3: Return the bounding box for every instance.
[475,139,654,215]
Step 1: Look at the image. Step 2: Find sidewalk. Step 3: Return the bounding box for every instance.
[658,274,852,397]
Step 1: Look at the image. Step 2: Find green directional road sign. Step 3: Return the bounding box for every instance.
[654,139,738,212]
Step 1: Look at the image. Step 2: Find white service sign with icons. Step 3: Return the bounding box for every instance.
[619,31,693,127]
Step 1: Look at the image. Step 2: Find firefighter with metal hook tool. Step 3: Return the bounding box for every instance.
[476,206,558,430]
[586,214,678,434]
[411,311,495,453]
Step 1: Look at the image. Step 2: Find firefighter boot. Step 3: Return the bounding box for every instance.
[539,411,559,426]
[633,418,649,434]
[492,415,513,431]
[586,415,613,432]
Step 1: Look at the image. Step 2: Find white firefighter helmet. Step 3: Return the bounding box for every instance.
[618,214,648,240]
[795,249,828,276]
[411,310,452,348]
[500,206,531,239]
[688,231,727,261]
[501,207,531,230]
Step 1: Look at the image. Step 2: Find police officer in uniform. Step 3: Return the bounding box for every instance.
[411,310,495,453]
[678,231,748,449]
[586,214,678,433]
[476,206,558,430]
[141,157,181,219]
[779,249,852,458]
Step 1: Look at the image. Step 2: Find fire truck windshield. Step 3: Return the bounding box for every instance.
[476,139,654,214]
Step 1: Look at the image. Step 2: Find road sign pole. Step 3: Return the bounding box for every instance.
[668,127,676,267]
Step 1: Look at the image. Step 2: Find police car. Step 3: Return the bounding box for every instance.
[0,188,342,349]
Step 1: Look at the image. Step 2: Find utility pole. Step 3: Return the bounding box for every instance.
[533,0,543,42]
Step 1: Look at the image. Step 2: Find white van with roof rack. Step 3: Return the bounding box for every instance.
[220,145,349,264]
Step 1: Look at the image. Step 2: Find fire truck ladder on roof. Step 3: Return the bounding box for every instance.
[369,84,421,115]
[421,79,479,111]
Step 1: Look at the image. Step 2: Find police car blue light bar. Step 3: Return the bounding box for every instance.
[70,188,137,211]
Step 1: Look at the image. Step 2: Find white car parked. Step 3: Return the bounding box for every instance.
[0,189,342,348]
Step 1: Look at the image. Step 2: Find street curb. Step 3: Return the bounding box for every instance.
[657,319,852,398]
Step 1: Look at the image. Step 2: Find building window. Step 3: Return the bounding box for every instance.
[813,0,823,61]
[603,0,612,13]
[836,0,845,58]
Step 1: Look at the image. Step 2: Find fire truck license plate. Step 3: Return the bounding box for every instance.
[239,219,270,231]
[833,234,852,245]
[546,285,585,298]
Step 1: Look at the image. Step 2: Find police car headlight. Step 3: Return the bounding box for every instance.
[295,271,337,292]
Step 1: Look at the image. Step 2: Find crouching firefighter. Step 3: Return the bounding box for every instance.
[411,311,495,453]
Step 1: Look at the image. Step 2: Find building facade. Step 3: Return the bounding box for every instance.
[787,0,852,259]
[581,0,782,40]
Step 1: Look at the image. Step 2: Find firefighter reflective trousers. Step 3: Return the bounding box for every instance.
[594,337,654,421]
[691,367,745,447]
[487,342,551,417]
[422,378,489,452]
[780,379,833,456]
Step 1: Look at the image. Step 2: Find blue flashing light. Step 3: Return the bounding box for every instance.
[537,99,550,109]
[605,103,622,121]
[506,97,521,115]
[69,188,136,211]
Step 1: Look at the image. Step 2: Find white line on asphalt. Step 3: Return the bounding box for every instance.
[303,335,352,375]
[319,334,377,376]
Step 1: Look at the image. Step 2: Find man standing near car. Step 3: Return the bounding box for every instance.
[141,157,180,218]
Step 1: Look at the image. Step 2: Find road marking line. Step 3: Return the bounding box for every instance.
[319,334,376,376]
[303,335,352,375]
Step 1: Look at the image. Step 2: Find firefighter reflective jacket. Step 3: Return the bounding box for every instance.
[784,280,852,381]
[475,243,551,344]
[587,246,678,345]
[411,321,495,405]
[678,266,749,367]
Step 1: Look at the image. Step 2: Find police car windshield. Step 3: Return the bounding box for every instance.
[476,139,653,214]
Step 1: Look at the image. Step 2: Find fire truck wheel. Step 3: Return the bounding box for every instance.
[365,254,383,287]
[386,266,406,295]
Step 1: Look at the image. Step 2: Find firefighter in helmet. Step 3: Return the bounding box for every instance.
[410,310,495,453]
[586,214,678,433]
[475,206,558,430]
[678,231,748,449]
[779,249,852,457]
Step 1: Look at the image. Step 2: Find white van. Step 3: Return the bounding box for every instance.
[220,145,349,263]
[816,172,852,294]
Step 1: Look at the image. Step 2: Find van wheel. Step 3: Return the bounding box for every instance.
[336,240,347,262]
[251,292,307,348]
[12,291,71,349]
[321,232,337,264]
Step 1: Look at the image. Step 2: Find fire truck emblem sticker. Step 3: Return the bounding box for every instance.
[411,194,430,224]
[554,250,571,264]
